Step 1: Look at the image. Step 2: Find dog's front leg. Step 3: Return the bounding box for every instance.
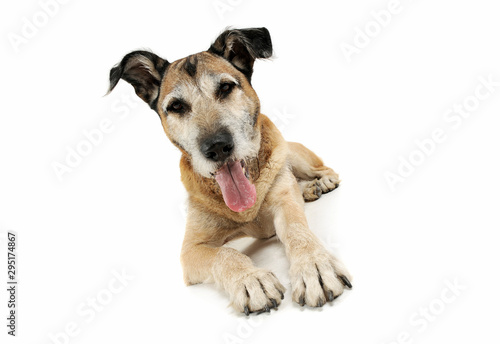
[268,169,352,307]
[181,214,286,314]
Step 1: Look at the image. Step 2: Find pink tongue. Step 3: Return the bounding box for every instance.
[215,161,257,212]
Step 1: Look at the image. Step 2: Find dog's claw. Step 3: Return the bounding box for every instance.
[279,290,284,300]
[244,306,250,316]
[299,295,305,306]
[340,276,352,288]
[316,298,326,307]
[256,305,270,315]
[314,184,322,197]
[270,298,278,309]
[327,290,334,302]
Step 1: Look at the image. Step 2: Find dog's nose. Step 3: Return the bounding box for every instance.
[200,132,234,162]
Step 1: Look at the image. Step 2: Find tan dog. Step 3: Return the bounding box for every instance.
[108,27,352,314]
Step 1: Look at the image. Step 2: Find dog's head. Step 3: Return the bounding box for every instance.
[108,28,272,212]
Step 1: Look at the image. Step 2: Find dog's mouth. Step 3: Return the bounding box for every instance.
[214,159,256,213]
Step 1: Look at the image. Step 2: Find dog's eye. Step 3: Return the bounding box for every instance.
[217,82,235,99]
[167,100,186,114]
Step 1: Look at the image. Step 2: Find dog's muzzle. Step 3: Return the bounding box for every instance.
[199,130,256,213]
[200,131,234,162]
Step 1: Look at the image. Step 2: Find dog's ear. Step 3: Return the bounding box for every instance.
[108,50,169,109]
[208,27,272,82]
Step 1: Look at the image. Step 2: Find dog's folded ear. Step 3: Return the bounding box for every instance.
[208,27,272,82]
[107,50,169,109]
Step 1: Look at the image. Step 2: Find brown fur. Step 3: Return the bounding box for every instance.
[108,28,351,314]
[180,114,285,224]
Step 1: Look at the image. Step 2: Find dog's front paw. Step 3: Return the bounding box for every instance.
[290,250,351,307]
[227,269,286,315]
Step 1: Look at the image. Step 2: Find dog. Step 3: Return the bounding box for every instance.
[108,27,352,314]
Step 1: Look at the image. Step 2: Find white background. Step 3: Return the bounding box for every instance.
[1,0,500,343]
